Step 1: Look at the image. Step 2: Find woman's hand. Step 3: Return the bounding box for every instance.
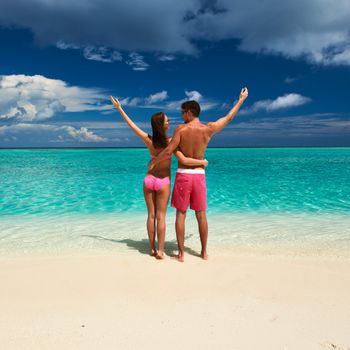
[202,159,209,167]
[239,87,248,102]
[109,96,121,109]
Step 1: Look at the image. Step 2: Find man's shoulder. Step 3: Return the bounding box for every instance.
[174,124,187,132]
[198,122,214,133]
[181,121,211,129]
[204,121,216,133]
[192,120,212,128]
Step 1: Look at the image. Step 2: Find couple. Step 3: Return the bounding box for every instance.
[110,87,248,262]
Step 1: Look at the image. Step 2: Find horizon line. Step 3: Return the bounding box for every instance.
[1,146,350,150]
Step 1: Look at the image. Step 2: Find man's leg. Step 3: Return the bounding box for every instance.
[175,209,186,262]
[195,210,208,260]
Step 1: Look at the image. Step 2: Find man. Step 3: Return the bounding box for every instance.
[149,87,249,262]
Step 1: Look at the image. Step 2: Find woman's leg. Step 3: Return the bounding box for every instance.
[143,184,157,256]
[155,184,170,259]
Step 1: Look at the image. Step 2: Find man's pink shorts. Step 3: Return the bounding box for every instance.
[171,169,207,212]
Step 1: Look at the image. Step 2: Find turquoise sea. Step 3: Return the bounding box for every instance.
[1,148,350,255]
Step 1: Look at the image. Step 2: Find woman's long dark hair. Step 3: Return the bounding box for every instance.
[150,112,168,149]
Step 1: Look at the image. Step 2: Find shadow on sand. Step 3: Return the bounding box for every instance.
[83,234,200,257]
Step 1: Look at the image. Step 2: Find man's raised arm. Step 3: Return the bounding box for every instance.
[148,125,182,171]
[208,87,248,136]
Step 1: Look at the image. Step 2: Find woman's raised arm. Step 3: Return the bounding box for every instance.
[110,96,150,143]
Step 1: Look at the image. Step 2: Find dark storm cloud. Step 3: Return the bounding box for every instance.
[1,0,349,64]
[185,0,350,64]
[0,0,198,53]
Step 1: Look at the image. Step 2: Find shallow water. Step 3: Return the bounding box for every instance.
[1,148,350,255]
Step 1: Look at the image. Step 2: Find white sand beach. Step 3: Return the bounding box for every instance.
[1,247,350,350]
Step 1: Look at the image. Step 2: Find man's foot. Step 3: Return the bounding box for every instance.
[171,254,184,262]
[155,252,165,260]
[201,251,208,260]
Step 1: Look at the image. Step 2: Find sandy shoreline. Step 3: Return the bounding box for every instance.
[1,248,350,350]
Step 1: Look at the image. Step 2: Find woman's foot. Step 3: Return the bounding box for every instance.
[150,249,157,257]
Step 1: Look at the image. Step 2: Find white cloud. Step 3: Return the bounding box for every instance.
[0,123,106,142]
[145,91,168,104]
[120,90,218,111]
[168,90,217,111]
[285,76,301,84]
[267,94,311,111]
[57,41,123,63]
[56,40,80,50]
[185,90,202,101]
[221,114,350,139]
[51,121,150,130]
[0,74,110,121]
[83,46,122,63]
[318,47,350,66]
[158,54,176,61]
[241,93,311,114]
[126,52,149,71]
[65,126,106,142]
[120,97,143,107]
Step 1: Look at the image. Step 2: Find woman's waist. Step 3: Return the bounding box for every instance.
[146,169,170,179]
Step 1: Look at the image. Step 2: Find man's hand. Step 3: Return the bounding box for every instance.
[148,159,156,172]
[109,96,121,109]
[239,87,248,102]
[207,87,249,136]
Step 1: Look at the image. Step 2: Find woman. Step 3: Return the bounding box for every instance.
[110,96,208,259]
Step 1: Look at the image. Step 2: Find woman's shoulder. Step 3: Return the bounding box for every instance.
[148,145,168,158]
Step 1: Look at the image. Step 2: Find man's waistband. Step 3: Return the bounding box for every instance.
[176,168,205,174]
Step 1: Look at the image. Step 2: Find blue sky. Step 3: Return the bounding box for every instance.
[0,0,349,147]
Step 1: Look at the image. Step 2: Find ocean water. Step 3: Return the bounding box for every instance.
[1,148,350,255]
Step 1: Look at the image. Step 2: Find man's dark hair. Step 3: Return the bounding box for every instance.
[181,100,201,117]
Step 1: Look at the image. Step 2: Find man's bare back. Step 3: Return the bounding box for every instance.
[176,120,212,169]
